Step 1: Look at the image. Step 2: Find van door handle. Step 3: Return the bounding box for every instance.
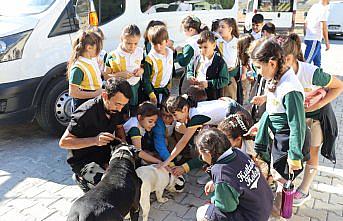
[278,12,281,17]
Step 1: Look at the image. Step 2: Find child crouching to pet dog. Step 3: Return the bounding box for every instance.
[194,128,273,221]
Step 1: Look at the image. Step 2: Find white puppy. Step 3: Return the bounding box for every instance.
[136,165,185,221]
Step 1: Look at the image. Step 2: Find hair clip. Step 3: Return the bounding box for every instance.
[181,94,188,99]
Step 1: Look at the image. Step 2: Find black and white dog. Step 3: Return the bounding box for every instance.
[67,143,142,221]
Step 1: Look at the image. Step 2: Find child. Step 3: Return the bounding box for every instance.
[250,14,264,40]
[186,30,229,100]
[249,39,306,216]
[276,33,343,206]
[172,112,268,179]
[237,33,255,105]
[211,19,221,39]
[104,25,144,113]
[123,102,164,163]
[143,25,174,106]
[216,18,240,100]
[143,20,167,55]
[158,95,250,168]
[304,0,330,67]
[67,30,103,111]
[176,16,208,67]
[195,128,273,221]
[261,22,276,38]
[90,27,107,73]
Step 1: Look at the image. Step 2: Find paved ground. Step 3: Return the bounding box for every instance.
[0,41,343,220]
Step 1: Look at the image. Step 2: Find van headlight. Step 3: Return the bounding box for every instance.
[0,29,33,63]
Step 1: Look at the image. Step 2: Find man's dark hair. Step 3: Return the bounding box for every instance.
[104,77,132,99]
[252,14,264,24]
[262,22,276,34]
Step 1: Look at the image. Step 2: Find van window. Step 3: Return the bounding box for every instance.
[140,0,235,14]
[258,0,293,12]
[93,0,125,25]
[247,0,254,12]
[0,0,55,16]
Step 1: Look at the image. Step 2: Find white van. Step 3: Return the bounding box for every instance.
[0,0,238,135]
[244,0,297,33]
[328,1,343,38]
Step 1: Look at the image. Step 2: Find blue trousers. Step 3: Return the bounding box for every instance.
[304,40,322,67]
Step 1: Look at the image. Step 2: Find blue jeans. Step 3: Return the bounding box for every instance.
[304,40,321,67]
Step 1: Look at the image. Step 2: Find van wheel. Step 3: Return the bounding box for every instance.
[36,77,72,136]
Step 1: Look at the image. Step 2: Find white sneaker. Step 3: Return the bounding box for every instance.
[293,190,311,207]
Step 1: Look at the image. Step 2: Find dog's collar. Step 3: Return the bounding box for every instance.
[110,147,135,167]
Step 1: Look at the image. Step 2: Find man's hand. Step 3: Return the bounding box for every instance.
[95,132,115,146]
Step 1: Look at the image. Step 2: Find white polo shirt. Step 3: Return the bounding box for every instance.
[305,2,330,41]
[145,47,174,88]
[107,46,143,85]
[217,37,238,69]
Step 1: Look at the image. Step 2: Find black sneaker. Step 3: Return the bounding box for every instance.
[72,174,90,193]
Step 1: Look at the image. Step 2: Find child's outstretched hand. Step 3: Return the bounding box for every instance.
[198,81,208,89]
[156,160,169,170]
[243,123,259,137]
[188,77,198,85]
[204,180,214,196]
[171,166,186,176]
[251,95,267,106]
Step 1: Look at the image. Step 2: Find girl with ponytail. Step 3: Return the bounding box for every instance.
[176,16,208,67]
[249,38,306,215]
[67,30,103,110]
[158,94,250,168]
[275,33,343,206]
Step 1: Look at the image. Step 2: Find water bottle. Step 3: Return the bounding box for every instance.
[280,179,295,218]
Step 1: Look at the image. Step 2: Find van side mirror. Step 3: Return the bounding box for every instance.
[304,12,308,17]
[243,8,247,15]
[75,0,98,29]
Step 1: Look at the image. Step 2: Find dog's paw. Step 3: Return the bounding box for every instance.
[157,197,168,203]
